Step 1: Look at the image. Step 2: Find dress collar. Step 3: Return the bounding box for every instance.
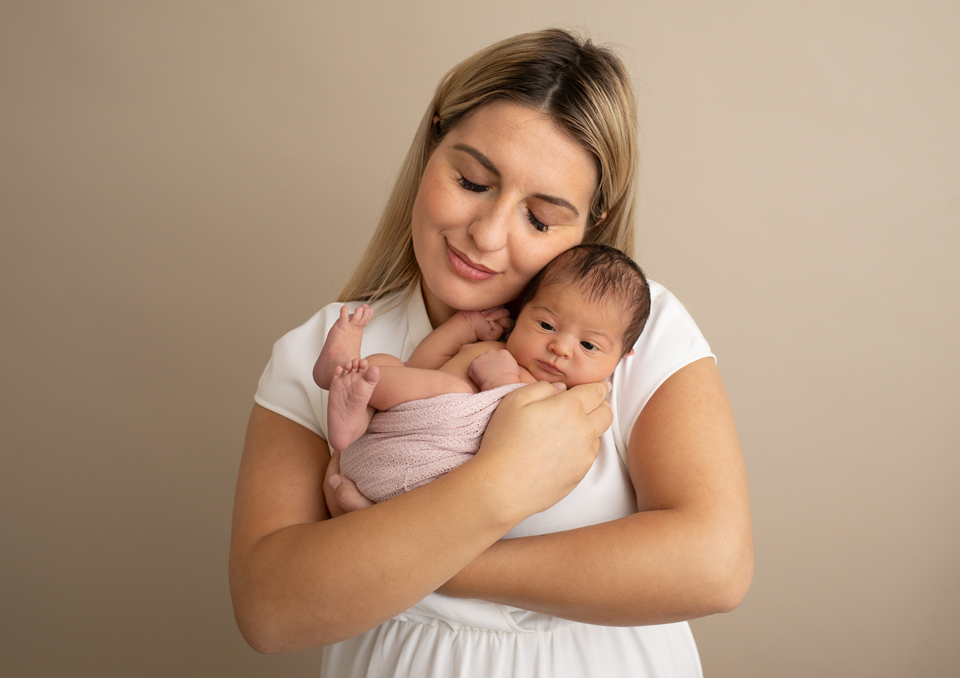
[400,280,434,362]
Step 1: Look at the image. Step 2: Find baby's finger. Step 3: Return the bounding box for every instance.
[481,307,511,320]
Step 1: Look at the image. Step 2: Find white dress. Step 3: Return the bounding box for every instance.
[254,281,715,678]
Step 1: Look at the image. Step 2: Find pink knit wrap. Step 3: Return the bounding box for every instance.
[340,383,524,503]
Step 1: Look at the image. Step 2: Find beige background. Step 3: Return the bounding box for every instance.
[2,1,957,676]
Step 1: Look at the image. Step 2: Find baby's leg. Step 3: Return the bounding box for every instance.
[313,304,374,390]
[327,359,380,451]
[365,365,475,411]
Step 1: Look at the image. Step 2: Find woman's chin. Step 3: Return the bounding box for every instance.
[427,277,517,315]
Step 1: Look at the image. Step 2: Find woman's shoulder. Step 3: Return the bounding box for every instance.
[640,281,714,360]
[609,280,716,444]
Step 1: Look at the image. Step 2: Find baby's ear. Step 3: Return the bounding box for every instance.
[625,348,635,357]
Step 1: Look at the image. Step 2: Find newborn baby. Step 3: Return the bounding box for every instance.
[313,244,650,502]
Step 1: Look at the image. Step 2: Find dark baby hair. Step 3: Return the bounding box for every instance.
[513,244,651,356]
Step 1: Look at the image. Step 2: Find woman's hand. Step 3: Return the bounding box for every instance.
[472,379,612,521]
[323,448,373,517]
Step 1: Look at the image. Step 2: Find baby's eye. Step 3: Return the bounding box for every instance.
[457,176,488,192]
[580,341,597,351]
[539,321,555,331]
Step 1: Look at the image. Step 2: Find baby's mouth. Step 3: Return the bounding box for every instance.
[536,360,563,376]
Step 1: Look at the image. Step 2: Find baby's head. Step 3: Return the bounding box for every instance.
[506,244,650,387]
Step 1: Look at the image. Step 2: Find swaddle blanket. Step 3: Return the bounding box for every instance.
[341,383,524,503]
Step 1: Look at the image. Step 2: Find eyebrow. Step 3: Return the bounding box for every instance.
[452,143,581,218]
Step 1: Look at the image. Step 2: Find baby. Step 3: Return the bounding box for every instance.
[313,244,651,502]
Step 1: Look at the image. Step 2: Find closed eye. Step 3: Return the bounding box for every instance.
[526,209,549,233]
[457,176,488,192]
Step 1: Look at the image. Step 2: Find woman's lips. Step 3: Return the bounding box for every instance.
[447,244,496,281]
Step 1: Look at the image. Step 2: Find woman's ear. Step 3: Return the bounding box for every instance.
[593,211,607,228]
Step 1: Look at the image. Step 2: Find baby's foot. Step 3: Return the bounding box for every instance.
[328,359,380,451]
[314,304,374,389]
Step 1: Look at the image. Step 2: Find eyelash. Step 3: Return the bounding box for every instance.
[457,176,487,193]
[457,176,550,233]
[526,210,549,233]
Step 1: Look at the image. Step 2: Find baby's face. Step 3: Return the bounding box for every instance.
[505,283,627,387]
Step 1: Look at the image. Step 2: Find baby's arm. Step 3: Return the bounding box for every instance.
[406,308,512,370]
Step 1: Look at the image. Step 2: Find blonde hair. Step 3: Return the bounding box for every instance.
[339,28,639,303]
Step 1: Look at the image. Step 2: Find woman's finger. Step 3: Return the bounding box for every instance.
[498,379,569,407]
[324,448,373,517]
[559,381,613,427]
[323,448,346,517]
[332,474,374,513]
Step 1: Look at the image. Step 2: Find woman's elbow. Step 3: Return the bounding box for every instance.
[706,531,754,614]
[233,596,288,654]
[231,587,352,653]
[230,570,311,654]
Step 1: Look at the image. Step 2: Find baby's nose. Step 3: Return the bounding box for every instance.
[549,336,573,357]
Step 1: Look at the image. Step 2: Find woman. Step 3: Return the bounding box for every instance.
[230,28,752,677]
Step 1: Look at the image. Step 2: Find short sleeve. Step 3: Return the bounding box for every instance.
[254,304,346,439]
[609,281,715,456]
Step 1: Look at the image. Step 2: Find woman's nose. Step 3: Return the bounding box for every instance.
[467,201,510,252]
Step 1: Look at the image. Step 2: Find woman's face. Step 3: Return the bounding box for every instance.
[411,102,599,326]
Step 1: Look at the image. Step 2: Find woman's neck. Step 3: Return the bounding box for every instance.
[420,282,458,329]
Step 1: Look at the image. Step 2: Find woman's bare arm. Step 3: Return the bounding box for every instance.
[438,357,754,624]
[229,380,612,653]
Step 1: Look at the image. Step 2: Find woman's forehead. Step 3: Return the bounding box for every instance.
[441,102,598,199]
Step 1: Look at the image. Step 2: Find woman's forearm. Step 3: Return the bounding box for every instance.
[232,465,515,651]
[439,507,753,625]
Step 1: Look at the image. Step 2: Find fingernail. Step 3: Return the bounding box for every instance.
[329,475,342,490]
[553,382,566,391]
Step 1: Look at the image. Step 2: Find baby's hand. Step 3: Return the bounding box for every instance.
[469,307,513,342]
[468,349,521,390]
